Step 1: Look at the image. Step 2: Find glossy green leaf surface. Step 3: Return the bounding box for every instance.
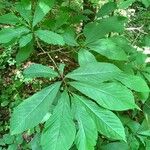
[35,30,65,46]
[10,82,61,135]
[74,100,98,150]
[66,62,121,83]
[70,81,137,111]
[41,91,76,150]
[23,63,58,79]
[74,94,126,141]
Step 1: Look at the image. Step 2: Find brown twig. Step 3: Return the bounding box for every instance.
[36,39,68,87]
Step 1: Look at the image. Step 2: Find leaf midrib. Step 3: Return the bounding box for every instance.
[80,98,124,140]
[13,85,57,133]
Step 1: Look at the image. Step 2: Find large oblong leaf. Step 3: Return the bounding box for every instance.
[23,63,58,79]
[70,81,137,111]
[15,1,32,23]
[115,73,149,92]
[78,49,97,66]
[33,0,55,27]
[97,2,117,17]
[35,30,65,46]
[41,91,76,150]
[84,16,127,44]
[87,38,128,61]
[16,41,34,64]
[66,62,121,83]
[74,100,98,150]
[0,13,20,25]
[0,26,30,44]
[19,33,33,47]
[10,82,61,135]
[73,94,126,141]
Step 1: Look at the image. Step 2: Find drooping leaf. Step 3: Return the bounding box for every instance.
[143,72,150,82]
[128,134,139,150]
[54,8,70,29]
[41,91,76,150]
[62,28,78,46]
[141,0,150,8]
[23,63,58,79]
[110,36,136,54]
[101,142,129,150]
[137,91,149,103]
[0,13,20,25]
[30,133,42,150]
[74,100,97,150]
[118,0,136,9]
[19,33,33,47]
[141,35,150,47]
[10,82,61,135]
[0,26,30,44]
[66,62,121,83]
[146,139,150,150]
[16,41,34,64]
[87,38,128,61]
[70,81,137,111]
[84,16,127,43]
[35,30,65,46]
[115,73,149,92]
[15,1,32,23]
[78,49,97,66]
[73,94,126,141]
[97,2,117,17]
[33,0,55,27]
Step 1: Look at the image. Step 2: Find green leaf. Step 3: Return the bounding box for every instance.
[87,38,128,61]
[35,30,65,46]
[128,134,139,150]
[10,82,61,135]
[30,133,42,150]
[141,0,150,8]
[73,94,126,141]
[15,1,32,23]
[62,28,78,46]
[23,63,58,79]
[0,26,30,44]
[3,134,14,144]
[70,81,137,111]
[33,0,55,27]
[141,35,150,47]
[54,8,70,29]
[137,92,149,103]
[78,49,97,66]
[84,16,127,43]
[7,144,18,150]
[101,142,129,150]
[74,100,97,150]
[137,119,150,136]
[115,73,149,92]
[19,33,33,47]
[66,62,121,83]
[16,41,33,64]
[41,91,76,150]
[146,139,150,150]
[97,2,117,17]
[118,0,135,9]
[0,13,20,25]
[143,72,150,82]
[110,36,136,54]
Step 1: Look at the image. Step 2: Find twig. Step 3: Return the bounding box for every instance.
[125,26,148,34]
[132,32,141,45]
[36,40,59,72]
[36,39,68,87]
